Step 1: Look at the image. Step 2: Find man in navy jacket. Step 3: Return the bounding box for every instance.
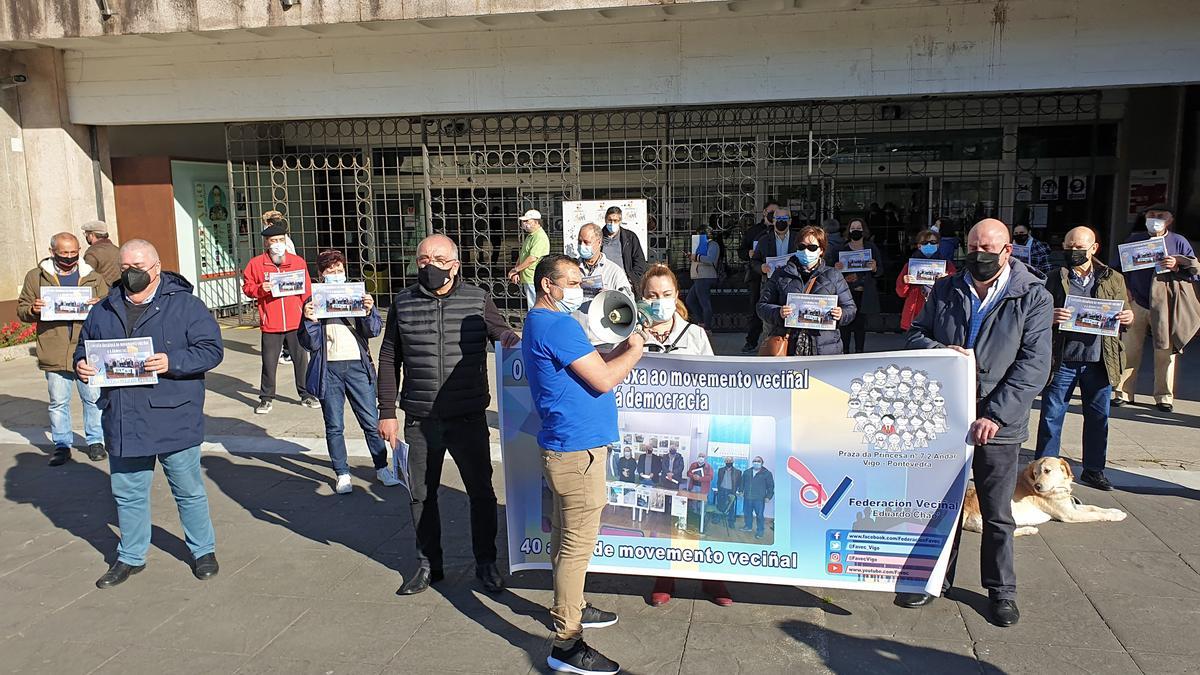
[75,240,225,589]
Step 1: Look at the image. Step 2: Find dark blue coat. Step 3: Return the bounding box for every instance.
[297,306,382,399]
[906,259,1053,445]
[757,258,857,355]
[74,272,224,457]
[741,467,775,501]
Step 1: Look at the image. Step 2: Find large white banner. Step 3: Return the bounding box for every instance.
[562,199,649,259]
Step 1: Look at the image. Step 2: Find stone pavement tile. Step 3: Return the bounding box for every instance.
[0,527,90,576]
[1034,489,1173,553]
[957,589,1123,651]
[1053,548,1200,598]
[1129,651,1200,674]
[1111,492,1200,554]
[219,546,363,599]
[327,553,418,605]
[19,584,203,649]
[975,643,1140,674]
[814,587,970,642]
[144,592,313,655]
[565,592,689,674]
[0,636,122,675]
[572,570,694,624]
[679,620,832,674]
[92,646,250,674]
[272,513,406,556]
[689,580,821,626]
[255,600,428,665]
[326,483,418,517]
[1090,594,1200,656]
[236,656,384,675]
[823,636,979,674]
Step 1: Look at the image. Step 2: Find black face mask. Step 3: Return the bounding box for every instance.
[1014,233,1030,245]
[965,251,1003,282]
[418,264,452,292]
[848,230,864,241]
[54,255,79,270]
[121,267,152,293]
[774,220,790,233]
[1065,249,1091,268]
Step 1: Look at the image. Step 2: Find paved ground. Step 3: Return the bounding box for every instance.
[2,326,1200,673]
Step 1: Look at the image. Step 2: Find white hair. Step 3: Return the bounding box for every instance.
[119,239,161,263]
[49,232,79,250]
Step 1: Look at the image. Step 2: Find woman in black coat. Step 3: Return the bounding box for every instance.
[757,225,857,356]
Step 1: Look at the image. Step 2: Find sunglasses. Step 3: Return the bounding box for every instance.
[799,244,821,252]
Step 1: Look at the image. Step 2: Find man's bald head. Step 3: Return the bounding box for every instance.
[968,219,1011,251]
[1063,226,1097,249]
[119,239,161,265]
[417,234,459,261]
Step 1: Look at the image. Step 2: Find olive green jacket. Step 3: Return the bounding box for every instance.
[1048,259,1126,387]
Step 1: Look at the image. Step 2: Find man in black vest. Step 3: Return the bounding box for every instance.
[377,234,521,596]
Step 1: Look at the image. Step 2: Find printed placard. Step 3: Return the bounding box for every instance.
[1062,296,1123,337]
[85,337,158,388]
[40,286,93,321]
[907,259,947,286]
[785,293,838,330]
[1118,239,1169,273]
[765,254,792,277]
[269,269,306,297]
[838,249,873,273]
[562,199,648,259]
[311,282,367,319]
[580,274,604,298]
[1011,244,1031,263]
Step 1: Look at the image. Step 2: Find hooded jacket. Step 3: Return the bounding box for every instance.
[907,259,1053,445]
[757,258,857,356]
[17,258,109,372]
[73,272,224,457]
[241,252,312,333]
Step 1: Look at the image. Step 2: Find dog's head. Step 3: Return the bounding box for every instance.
[1024,457,1074,495]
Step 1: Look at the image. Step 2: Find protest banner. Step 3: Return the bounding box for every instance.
[1117,239,1169,273]
[499,348,975,596]
[838,250,873,273]
[562,200,648,259]
[40,286,93,321]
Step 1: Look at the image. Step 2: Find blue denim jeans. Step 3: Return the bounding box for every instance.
[320,359,388,475]
[1035,361,1111,472]
[46,370,103,447]
[743,497,766,536]
[686,278,717,327]
[109,445,215,566]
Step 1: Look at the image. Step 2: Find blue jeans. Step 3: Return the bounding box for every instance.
[1035,361,1111,472]
[743,497,766,536]
[109,445,215,566]
[686,278,717,327]
[46,371,103,447]
[321,360,388,475]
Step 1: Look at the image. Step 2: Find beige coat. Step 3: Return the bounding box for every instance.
[1148,256,1200,353]
[16,259,109,371]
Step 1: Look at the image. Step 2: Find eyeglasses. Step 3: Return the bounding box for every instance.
[799,244,821,252]
[416,255,457,266]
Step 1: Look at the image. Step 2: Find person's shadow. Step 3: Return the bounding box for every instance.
[779,616,992,672]
[3,451,193,566]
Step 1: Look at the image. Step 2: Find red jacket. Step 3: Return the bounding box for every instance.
[242,253,311,333]
[895,259,957,330]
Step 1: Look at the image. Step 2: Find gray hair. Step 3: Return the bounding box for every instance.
[119,239,161,263]
[578,223,602,242]
[417,234,459,260]
[49,232,79,250]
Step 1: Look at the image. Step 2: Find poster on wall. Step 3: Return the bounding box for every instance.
[1127,169,1170,222]
[562,200,648,260]
[1039,177,1060,201]
[1067,176,1087,200]
[499,348,975,596]
[1014,176,1033,202]
[193,181,240,309]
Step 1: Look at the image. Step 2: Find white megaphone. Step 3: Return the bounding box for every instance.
[577,290,639,345]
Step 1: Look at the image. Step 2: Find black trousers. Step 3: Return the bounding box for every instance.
[840,289,866,353]
[942,442,1019,601]
[403,411,498,570]
[745,274,763,345]
[260,330,308,401]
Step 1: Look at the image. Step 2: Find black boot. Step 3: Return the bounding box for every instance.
[396,566,444,596]
[96,561,145,589]
[476,562,505,594]
[192,553,219,580]
[48,446,70,466]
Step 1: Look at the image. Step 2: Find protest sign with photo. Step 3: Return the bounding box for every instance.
[907,259,947,286]
[311,282,367,319]
[838,250,873,273]
[269,269,306,297]
[562,200,648,259]
[40,286,93,321]
[85,337,158,388]
[785,293,839,331]
[1117,239,1169,273]
[1062,296,1123,337]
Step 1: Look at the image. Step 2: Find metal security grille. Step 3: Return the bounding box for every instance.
[226,92,1114,329]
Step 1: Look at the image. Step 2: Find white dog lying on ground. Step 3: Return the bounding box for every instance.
[962,457,1127,536]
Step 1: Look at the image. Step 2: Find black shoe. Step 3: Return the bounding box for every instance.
[1079,470,1114,491]
[96,561,144,589]
[86,443,107,462]
[396,566,444,595]
[476,562,505,594]
[740,341,757,354]
[990,599,1020,627]
[1157,401,1174,413]
[580,603,618,629]
[1110,397,1127,408]
[895,592,935,608]
[192,553,219,580]
[548,639,620,675]
[48,446,70,466]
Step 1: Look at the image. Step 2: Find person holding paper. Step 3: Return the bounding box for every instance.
[601,205,647,286]
[896,229,957,330]
[298,249,398,495]
[507,209,549,309]
[376,235,520,597]
[1035,227,1134,491]
[750,208,802,277]
[241,218,317,414]
[686,225,722,329]
[74,239,224,589]
[739,201,777,353]
[1012,224,1054,277]
[574,223,632,298]
[757,226,855,356]
[830,218,884,353]
[899,218,1053,627]
[1111,204,1200,412]
[17,232,109,466]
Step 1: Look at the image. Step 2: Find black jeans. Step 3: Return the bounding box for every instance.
[745,274,763,345]
[403,411,498,570]
[840,288,866,353]
[260,330,308,401]
[942,442,1019,601]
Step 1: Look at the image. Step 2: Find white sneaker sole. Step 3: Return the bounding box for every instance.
[546,657,619,675]
[580,616,618,629]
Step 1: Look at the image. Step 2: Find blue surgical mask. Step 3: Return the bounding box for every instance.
[919,243,939,257]
[638,298,674,323]
[322,272,346,284]
[554,284,584,313]
[795,249,821,267]
[605,221,618,234]
[577,244,594,260]
[752,461,763,469]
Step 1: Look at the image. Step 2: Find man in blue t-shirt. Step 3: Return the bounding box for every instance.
[522,254,646,675]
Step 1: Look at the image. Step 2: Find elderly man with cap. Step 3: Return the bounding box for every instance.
[508,209,550,309]
[241,217,317,414]
[81,220,120,285]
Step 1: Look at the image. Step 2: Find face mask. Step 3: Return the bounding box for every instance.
[418,263,452,292]
[121,267,152,294]
[919,243,939,257]
[54,255,79,270]
[577,244,594,260]
[929,224,941,234]
[725,462,734,467]
[268,242,287,258]
[752,461,763,469]
[639,298,674,323]
[322,272,346,284]
[965,251,1003,282]
[848,230,864,241]
[1065,249,1091,268]
[796,249,821,267]
[554,284,584,313]
[774,219,790,233]
[605,221,618,234]
[1146,217,1167,234]
[1014,233,1030,244]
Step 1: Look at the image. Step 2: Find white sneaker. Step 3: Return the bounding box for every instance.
[335,474,352,494]
[376,467,402,487]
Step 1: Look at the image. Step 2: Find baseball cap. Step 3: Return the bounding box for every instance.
[520,209,542,221]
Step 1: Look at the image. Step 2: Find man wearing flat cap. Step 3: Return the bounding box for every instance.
[82,220,120,286]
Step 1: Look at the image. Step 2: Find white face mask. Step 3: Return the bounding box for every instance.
[1146,217,1167,235]
[322,272,346,284]
[640,298,674,323]
[555,285,584,313]
[268,242,287,258]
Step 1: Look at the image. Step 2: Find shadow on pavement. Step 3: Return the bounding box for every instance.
[778,617,987,673]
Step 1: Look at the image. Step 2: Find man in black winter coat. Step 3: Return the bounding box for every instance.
[739,202,777,353]
[377,234,520,596]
